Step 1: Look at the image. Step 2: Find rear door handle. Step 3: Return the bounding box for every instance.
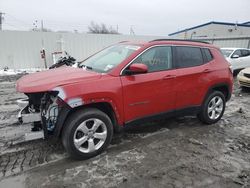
[203,69,212,73]
[162,75,176,80]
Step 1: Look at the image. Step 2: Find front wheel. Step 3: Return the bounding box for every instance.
[198,91,226,124]
[62,108,113,159]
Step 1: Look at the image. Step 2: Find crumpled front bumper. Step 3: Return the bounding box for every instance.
[17,98,45,141]
[17,98,41,123]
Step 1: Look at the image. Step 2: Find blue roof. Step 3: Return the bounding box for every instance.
[242,21,250,25]
[168,21,250,36]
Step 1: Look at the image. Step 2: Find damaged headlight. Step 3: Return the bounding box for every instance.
[40,93,62,132]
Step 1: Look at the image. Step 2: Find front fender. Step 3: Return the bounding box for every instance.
[52,86,123,138]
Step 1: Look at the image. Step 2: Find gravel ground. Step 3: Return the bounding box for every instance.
[0,74,249,188]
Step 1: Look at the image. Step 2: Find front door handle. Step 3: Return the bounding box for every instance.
[162,75,176,80]
[203,69,212,73]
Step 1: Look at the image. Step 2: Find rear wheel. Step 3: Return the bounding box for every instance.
[62,108,113,159]
[198,91,225,124]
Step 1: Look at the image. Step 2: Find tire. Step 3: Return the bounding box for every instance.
[241,86,249,92]
[197,91,226,124]
[62,108,113,159]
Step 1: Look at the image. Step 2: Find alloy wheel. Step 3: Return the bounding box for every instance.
[73,118,107,153]
[207,96,224,120]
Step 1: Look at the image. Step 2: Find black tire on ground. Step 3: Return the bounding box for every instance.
[197,91,226,124]
[241,86,250,91]
[62,108,113,160]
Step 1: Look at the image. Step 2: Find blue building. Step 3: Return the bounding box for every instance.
[169,21,250,39]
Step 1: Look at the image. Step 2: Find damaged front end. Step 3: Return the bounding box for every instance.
[17,91,67,140]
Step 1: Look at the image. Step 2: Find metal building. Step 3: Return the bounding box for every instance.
[168,21,250,39]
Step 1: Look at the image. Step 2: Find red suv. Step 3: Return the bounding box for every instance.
[16,39,233,159]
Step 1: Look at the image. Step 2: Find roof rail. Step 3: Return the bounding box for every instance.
[119,41,129,43]
[150,39,210,44]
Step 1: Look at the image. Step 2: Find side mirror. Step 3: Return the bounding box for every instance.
[124,63,148,75]
[231,54,240,59]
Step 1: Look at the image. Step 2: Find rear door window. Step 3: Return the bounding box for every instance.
[175,46,204,68]
[241,50,250,57]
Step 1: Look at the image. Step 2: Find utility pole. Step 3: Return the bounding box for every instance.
[0,12,5,31]
[130,25,135,35]
[41,20,44,31]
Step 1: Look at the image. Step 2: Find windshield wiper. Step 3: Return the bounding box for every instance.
[79,64,93,70]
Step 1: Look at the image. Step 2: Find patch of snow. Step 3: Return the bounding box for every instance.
[0,68,45,76]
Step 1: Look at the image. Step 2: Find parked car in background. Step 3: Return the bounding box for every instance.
[221,48,250,72]
[16,39,233,159]
[237,68,250,88]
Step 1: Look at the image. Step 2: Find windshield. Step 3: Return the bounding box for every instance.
[221,49,234,57]
[79,44,141,73]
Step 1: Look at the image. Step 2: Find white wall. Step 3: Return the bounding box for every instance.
[0,31,161,69]
[1,31,250,69]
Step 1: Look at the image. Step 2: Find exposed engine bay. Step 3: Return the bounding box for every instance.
[17,91,62,139]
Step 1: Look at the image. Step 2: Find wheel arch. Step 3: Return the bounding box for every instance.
[203,83,231,104]
[55,101,123,139]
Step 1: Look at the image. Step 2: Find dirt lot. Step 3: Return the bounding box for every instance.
[0,74,249,188]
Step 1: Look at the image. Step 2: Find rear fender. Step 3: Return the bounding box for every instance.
[202,83,231,104]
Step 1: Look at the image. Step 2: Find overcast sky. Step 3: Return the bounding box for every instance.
[1,0,250,36]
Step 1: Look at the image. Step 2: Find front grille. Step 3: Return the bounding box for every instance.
[239,80,250,87]
[244,73,250,79]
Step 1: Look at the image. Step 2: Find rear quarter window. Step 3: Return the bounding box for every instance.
[202,48,213,63]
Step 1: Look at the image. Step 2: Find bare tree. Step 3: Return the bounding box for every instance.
[88,21,119,34]
[30,27,52,32]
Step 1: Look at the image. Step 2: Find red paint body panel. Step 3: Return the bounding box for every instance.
[175,63,211,108]
[16,66,101,93]
[121,70,176,121]
[129,63,148,73]
[57,74,124,125]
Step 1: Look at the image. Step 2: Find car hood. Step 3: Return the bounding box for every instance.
[16,67,102,93]
[241,67,250,74]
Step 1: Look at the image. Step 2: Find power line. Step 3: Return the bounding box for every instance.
[4,20,31,30]
[5,13,31,27]
[4,22,21,30]
[1,13,124,33]
[2,13,32,30]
